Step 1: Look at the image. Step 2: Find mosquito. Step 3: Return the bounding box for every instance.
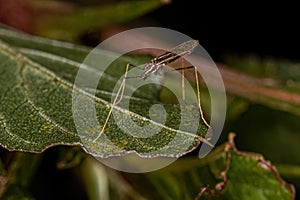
[93,40,211,144]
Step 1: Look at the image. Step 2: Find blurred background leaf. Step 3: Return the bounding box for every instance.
[31,0,168,42]
[122,134,295,200]
[0,0,168,42]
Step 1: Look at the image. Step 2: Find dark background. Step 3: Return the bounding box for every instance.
[81,1,299,62]
[143,1,299,61]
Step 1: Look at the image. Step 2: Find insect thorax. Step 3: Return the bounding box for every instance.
[139,61,164,80]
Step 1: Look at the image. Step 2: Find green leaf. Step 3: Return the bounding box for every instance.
[0,25,90,62]
[0,26,209,157]
[125,133,295,200]
[31,0,167,41]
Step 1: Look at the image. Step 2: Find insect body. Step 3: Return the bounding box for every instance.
[138,40,199,80]
[93,39,212,144]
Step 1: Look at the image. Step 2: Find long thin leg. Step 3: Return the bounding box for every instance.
[181,59,186,101]
[177,64,211,136]
[194,67,211,129]
[127,63,144,70]
[173,65,195,71]
[179,63,212,140]
[124,63,145,79]
[93,63,130,142]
